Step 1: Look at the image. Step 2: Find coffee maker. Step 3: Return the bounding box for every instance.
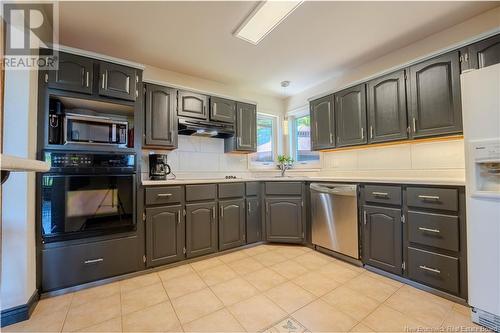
[48,99,64,144]
[149,154,171,180]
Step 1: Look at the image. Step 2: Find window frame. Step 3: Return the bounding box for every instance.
[288,107,321,169]
[249,112,280,169]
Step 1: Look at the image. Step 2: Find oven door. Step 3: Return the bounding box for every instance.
[41,174,136,242]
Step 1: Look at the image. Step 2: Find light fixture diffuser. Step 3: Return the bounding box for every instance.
[234,1,303,45]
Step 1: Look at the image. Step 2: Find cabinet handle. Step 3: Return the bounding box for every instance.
[178,210,181,225]
[418,227,440,233]
[212,207,216,220]
[86,71,90,87]
[102,73,106,89]
[412,118,417,132]
[157,193,172,197]
[372,192,389,197]
[418,195,440,201]
[266,202,269,214]
[248,201,251,213]
[370,126,373,139]
[363,210,367,225]
[419,265,441,274]
[361,127,365,140]
[220,205,224,218]
[84,258,103,264]
[329,133,333,144]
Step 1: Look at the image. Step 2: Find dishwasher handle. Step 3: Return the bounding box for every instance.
[310,183,357,196]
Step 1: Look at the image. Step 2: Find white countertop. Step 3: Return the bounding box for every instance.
[0,154,50,173]
[142,176,465,186]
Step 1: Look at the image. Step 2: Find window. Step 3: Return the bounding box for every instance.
[290,113,320,166]
[251,113,277,165]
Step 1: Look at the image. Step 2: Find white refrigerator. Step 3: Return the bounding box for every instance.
[461,63,500,331]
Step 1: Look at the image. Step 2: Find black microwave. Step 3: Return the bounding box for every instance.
[64,113,128,146]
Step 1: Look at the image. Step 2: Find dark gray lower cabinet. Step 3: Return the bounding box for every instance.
[219,199,246,250]
[186,202,218,258]
[246,197,261,244]
[363,205,402,275]
[265,197,304,243]
[145,205,185,267]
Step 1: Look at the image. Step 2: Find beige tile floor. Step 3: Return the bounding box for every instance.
[4,244,489,333]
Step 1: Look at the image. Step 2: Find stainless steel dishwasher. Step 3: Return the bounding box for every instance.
[310,183,359,259]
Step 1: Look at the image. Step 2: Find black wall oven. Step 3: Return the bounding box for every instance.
[41,151,136,243]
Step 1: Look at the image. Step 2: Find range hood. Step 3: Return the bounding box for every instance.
[178,118,235,138]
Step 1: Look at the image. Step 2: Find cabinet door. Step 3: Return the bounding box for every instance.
[310,95,335,150]
[177,91,209,120]
[363,205,402,275]
[98,62,137,101]
[48,52,93,94]
[186,202,218,258]
[145,205,185,267]
[246,197,261,244]
[468,34,500,70]
[266,197,303,243]
[335,84,367,147]
[144,84,178,148]
[210,96,236,123]
[236,102,257,151]
[219,199,246,251]
[408,51,462,138]
[367,70,408,143]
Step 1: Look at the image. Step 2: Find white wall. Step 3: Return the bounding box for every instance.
[1,69,39,310]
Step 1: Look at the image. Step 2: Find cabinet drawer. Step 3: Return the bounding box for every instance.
[145,186,184,205]
[186,184,217,202]
[364,185,401,205]
[218,183,245,199]
[42,236,139,291]
[246,182,260,196]
[407,187,458,211]
[265,182,302,195]
[407,247,459,295]
[408,211,459,252]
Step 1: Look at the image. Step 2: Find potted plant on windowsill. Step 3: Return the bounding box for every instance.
[277,155,294,177]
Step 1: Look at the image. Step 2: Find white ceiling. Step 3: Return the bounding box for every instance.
[59,1,498,97]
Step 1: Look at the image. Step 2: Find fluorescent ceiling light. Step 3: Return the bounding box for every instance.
[234,1,303,45]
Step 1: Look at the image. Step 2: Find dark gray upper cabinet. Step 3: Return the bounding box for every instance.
[468,34,500,70]
[265,197,303,243]
[246,197,261,244]
[210,96,236,123]
[47,52,93,94]
[367,70,408,143]
[98,62,137,101]
[363,205,402,275]
[335,84,368,147]
[144,84,178,148]
[219,199,246,251]
[145,205,185,267]
[310,94,335,150]
[177,90,209,120]
[408,51,462,138]
[185,202,218,258]
[226,102,257,152]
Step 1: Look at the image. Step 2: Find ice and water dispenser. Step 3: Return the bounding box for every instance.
[468,139,500,198]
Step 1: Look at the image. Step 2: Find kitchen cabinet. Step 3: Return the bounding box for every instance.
[47,52,93,94]
[219,199,246,250]
[246,196,261,244]
[363,205,403,275]
[310,94,335,150]
[144,84,178,148]
[407,51,462,138]
[177,90,209,120]
[185,202,218,258]
[225,102,257,152]
[98,62,137,101]
[265,197,304,243]
[210,96,236,123]
[468,34,500,70]
[367,70,408,143]
[334,84,367,147]
[145,205,185,267]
